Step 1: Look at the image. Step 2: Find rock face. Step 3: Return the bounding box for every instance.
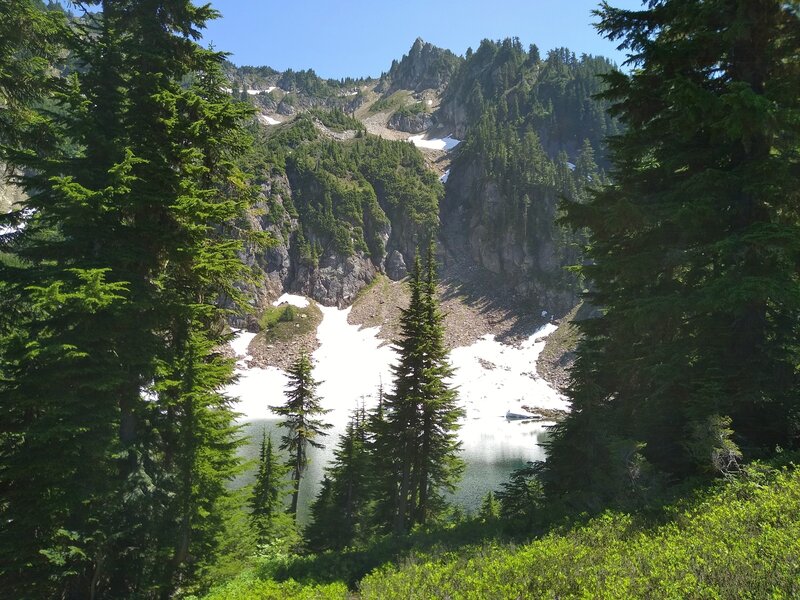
[239,171,418,311]
[0,166,26,214]
[385,250,407,280]
[387,111,433,134]
[439,160,579,317]
[382,38,461,94]
[276,99,296,115]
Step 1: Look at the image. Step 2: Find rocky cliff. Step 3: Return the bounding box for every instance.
[238,173,383,312]
[236,115,441,313]
[381,38,462,94]
[434,41,617,317]
[230,39,618,322]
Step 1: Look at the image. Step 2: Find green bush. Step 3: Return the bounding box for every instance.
[200,574,347,600]
[360,466,800,599]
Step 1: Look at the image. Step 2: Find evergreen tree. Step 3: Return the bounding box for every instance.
[250,430,289,543]
[544,0,800,510]
[415,243,464,525]
[271,352,332,517]
[372,246,463,534]
[478,491,501,523]
[0,0,65,152]
[305,405,371,551]
[0,1,258,596]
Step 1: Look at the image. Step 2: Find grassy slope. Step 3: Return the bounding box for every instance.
[199,464,800,599]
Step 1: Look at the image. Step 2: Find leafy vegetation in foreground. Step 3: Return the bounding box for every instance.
[198,575,347,600]
[200,463,800,599]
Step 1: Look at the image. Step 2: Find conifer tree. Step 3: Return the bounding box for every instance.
[415,243,463,525]
[544,0,800,509]
[250,430,289,543]
[271,352,332,517]
[0,1,258,596]
[0,0,65,152]
[305,405,371,550]
[372,246,463,534]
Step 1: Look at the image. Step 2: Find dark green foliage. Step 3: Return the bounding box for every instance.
[394,102,427,118]
[371,246,464,534]
[443,38,610,305]
[0,1,258,597]
[444,38,619,161]
[477,492,501,523]
[544,0,800,510]
[308,107,363,133]
[278,68,343,98]
[305,406,371,551]
[0,0,65,151]
[250,431,290,543]
[496,463,546,528]
[250,117,441,265]
[271,353,332,517]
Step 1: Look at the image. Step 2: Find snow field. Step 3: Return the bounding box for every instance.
[228,296,567,430]
[408,134,461,151]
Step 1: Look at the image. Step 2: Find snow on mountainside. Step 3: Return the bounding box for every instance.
[408,133,461,151]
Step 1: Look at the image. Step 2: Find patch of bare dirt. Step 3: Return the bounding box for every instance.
[348,262,552,353]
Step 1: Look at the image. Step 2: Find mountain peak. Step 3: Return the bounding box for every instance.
[385,38,462,93]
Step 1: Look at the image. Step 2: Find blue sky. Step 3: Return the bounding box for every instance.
[201,0,644,79]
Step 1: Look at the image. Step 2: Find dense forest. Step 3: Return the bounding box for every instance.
[1,1,799,599]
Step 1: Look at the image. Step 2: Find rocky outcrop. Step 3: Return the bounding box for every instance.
[238,169,420,312]
[277,99,296,116]
[382,38,461,94]
[0,165,26,214]
[387,110,433,134]
[385,250,407,280]
[439,160,579,318]
[292,252,380,307]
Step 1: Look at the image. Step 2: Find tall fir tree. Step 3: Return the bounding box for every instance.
[249,430,290,543]
[543,0,800,510]
[0,1,258,596]
[372,246,463,534]
[305,404,371,551]
[0,0,65,153]
[271,352,332,517]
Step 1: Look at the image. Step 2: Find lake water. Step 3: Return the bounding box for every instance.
[227,294,567,524]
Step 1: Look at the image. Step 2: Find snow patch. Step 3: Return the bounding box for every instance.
[230,329,257,358]
[450,324,568,421]
[440,169,450,184]
[408,134,461,151]
[312,305,397,426]
[226,365,289,421]
[227,298,566,429]
[257,114,281,126]
[272,293,310,308]
[226,308,567,514]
